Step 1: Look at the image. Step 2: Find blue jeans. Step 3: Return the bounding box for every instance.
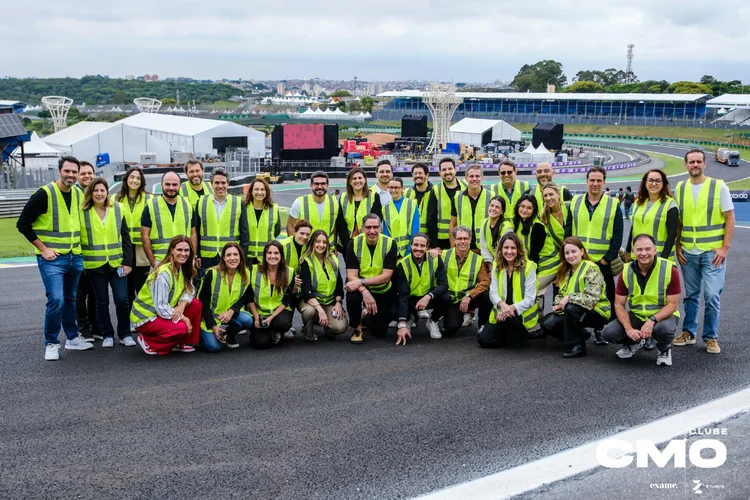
[681,250,725,340]
[37,253,84,345]
[200,311,254,353]
[88,269,131,341]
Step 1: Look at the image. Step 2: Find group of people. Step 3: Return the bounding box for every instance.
[20,150,734,367]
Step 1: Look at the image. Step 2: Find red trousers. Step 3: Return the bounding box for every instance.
[136,299,202,355]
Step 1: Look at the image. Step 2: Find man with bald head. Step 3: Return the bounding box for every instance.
[525,162,572,209]
[141,171,198,267]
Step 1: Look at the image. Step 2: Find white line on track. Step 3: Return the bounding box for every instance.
[416,386,750,500]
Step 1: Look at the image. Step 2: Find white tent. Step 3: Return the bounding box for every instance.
[522,144,538,154]
[531,143,555,163]
[449,118,522,146]
[332,107,347,115]
[12,131,62,169]
[117,113,266,157]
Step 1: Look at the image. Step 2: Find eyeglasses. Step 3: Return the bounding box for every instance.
[646,179,662,184]
[500,171,514,176]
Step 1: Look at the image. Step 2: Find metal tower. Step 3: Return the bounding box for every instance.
[41,96,73,132]
[134,97,162,113]
[423,84,463,153]
[625,44,635,83]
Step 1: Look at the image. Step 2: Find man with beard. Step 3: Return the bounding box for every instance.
[673,149,735,354]
[73,160,102,342]
[403,163,432,233]
[286,171,339,246]
[524,162,572,208]
[426,158,467,253]
[17,156,94,360]
[450,164,492,251]
[180,159,214,210]
[141,171,198,267]
[493,160,530,214]
[373,159,394,207]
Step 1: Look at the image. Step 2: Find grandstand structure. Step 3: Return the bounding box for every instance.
[374,91,715,127]
[707,94,750,126]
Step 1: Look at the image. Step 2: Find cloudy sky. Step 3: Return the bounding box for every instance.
[7,0,750,83]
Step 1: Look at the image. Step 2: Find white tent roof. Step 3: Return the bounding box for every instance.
[535,143,551,154]
[332,107,347,115]
[301,107,315,115]
[43,122,117,148]
[450,118,503,134]
[523,144,538,153]
[13,131,62,156]
[117,113,264,139]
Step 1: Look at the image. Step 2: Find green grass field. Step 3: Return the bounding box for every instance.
[0,219,34,258]
[642,152,687,176]
[727,178,750,189]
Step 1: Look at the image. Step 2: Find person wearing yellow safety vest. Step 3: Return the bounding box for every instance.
[602,234,681,366]
[278,219,312,271]
[197,243,254,352]
[131,236,202,355]
[512,194,547,265]
[195,168,249,273]
[394,233,449,345]
[335,166,382,253]
[179,159,214,210]
[17,156,94,360]
[536,183,569,333]
[244,177,281,265]
[523,161,572,209]
[426,158,467,252]
[403,163,433,233]
[141,171,198,268]
[478,232,539,348]
[624,169,679,262]
[493,160,530,214]
[541,237,611,358]
[248,240,298,349]
[450,164,492,251]
[565,166,623,332]
[297,230,348,341]
[80,177,135,348]
[344,214,399,343]
[382,178,419,257]
[286,170,339,246]
[113,166,152,307]
[74,161,101,342]
[478,196,513,263]
[439,226,491,337]
[674,149,735,354]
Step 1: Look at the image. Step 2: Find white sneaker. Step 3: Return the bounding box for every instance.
[65,336,94,351]
[284,330,296,340]
[418,310,430,320]
[102,338,114,348]
[656,347,672,366]
[615,340,644,359]
[45,344,60,361]
[427,319,442,339]
[81,335,95,343]
[388,320,398,328]
[462,313,474,327]
[120,336,137,347]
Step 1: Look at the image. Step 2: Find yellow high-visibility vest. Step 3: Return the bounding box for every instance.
[674,179,726,252]
[80,203,124,270]
[32,182,82,255]
[621,257,680,321]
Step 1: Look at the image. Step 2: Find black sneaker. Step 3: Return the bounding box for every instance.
[643,337,656,351]
[594,330,608,346]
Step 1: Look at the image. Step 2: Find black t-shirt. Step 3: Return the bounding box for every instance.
[345,238,398,271]
[140,198,198,228]
[17,188,74,243]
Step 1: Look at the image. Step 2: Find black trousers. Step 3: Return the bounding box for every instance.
[250,309,294,349]
[127,266,150,307]
[439,292,491,336]
[346,288,395,336]
[596,261,616,321]
[478,314,528,348]
[541,303,606,345]
[76,272,100,336]
[396,293,449,322]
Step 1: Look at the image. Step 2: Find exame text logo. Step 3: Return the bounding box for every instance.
[596,439,727,468]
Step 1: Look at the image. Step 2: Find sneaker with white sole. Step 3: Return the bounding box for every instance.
[45,344,60,361]
[172,344,195,353]
[64,336,94,351]
[120,336,137,347]
[102,338,114,348]
[615,340,645,359]
[427,319,442,339]
[673,332,696,346]
[81,336,95,343]
[284,330,296,340]
[656,347,673,366]
[93,334,104,341]
[418,310,430,320]
[137,335,157,355]
[462,313,474,327]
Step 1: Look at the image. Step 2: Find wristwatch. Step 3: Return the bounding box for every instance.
[397,322,407,329]
[361,278,366,287]
[648,315,657,323]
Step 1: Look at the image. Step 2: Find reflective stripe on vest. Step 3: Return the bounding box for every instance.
[405,185,431,232]
[490,260,539,329]
[559,260,611,318]
[399,254,437,297]
[199,267,250,331]
[113,193,151,246]
[306,255,338,305]
[622,257,680,321]
[433,180,466,240]
[198,195,241,257]
[130,265,185,324]
[32,182,82,255]
[149,197,191,263]
[180,181,214,210]
[456,188,491,242]
[493,180,530,213]
[675,179,726,251]
[81,203,124,269]
[353,233,393,293]
[279,236,304,270]
[247,204,279,260]
[630,197,677,257]
[444,248,481,303]
[299,194,337,244]
[479,217,513,261]
[570,194,619,261]
[250,264,291,317]
[341,192,375,236]
[382,198,416,256]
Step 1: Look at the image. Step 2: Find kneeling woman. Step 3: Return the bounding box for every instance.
[198,243,254,352]
[541,237,611,358]
[478,233,539,348]
[297,230,348,341]
[130,236,202,355]
[248,240,298,349]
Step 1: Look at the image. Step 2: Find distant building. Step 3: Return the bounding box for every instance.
[367,82,383,96]
[125,75,135,81]
[276,82,286,95]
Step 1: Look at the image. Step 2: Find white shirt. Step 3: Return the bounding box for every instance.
[212,196,228,219]
[489,265,537,316]
[374,185,392,207]
[684,180,733,255]
[130,270,194,329]
[290,197,325,221]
